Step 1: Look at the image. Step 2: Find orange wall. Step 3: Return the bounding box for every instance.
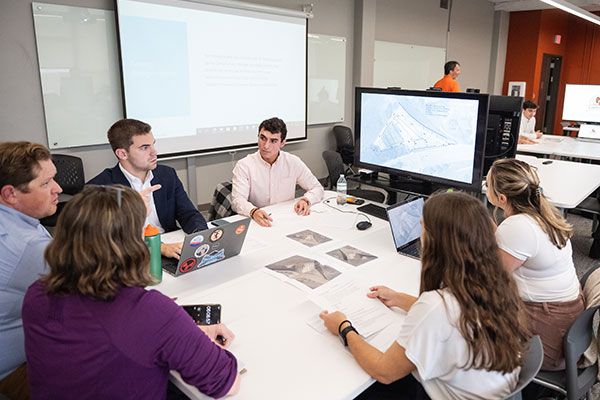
[504,9,600,135]
[503,11,540,101]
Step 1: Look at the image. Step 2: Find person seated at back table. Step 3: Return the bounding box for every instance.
[88,118,208,259]
[519,100,543,143]
[0,141,62,400]
[486,158,584,371]
[231,117,324,227]
[22,185,240,399]
[320,191,530,400]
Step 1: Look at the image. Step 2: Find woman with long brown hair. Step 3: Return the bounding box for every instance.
[487,158,584,371]
[22,185,240,399]
[320,191,529,399]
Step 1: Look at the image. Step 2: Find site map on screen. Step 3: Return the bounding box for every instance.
[359,93,480,184]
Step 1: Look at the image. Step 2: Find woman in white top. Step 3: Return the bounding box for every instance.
[486,158,584,370]
[320,192,529,400]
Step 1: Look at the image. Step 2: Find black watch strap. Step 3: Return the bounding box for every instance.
[339,324,358,346]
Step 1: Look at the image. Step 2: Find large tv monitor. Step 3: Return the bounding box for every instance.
[354,87,489,191]
[562,84,600,123]
[483,95,523,176]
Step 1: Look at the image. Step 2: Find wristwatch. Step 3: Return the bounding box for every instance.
[338,322,358,346]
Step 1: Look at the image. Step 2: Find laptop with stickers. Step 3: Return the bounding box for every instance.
[386,197,424,259]
[161,217,251,277]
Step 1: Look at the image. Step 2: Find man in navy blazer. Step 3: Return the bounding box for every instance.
[88,119,207,259]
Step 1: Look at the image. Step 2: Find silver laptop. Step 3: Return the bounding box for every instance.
[162,217,251,276]
[386,197,424,259]
[578,124,600,141]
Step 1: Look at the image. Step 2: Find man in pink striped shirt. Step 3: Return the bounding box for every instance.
[231,118,324,227]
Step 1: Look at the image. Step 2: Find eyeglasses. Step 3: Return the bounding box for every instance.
[89,184,125,207]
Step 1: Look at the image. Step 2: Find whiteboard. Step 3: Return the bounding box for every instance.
[307,33,346,125]
[373,41,446,91]
[32,3,123,149]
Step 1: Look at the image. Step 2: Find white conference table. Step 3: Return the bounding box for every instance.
[154,191,421,400]
[516,154,600,209]
[517,135,600,161]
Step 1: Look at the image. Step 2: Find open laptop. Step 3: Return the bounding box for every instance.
[577,124,600,142]
[162,217,251,276]
[386,197,424,259]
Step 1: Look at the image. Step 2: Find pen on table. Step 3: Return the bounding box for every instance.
[171,297,178,301]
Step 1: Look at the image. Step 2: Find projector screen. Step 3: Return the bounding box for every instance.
[116,0,307,158]
[562,84,600,123]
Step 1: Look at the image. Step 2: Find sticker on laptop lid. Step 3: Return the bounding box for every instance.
[210,229,223,242]
[194,244,210,258]
[235,224,246,235]
[180,258,197,273]
[189,235,204,246]
[200,249,225,266]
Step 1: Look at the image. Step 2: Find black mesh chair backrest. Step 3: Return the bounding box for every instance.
[322,151,345,189]
[332,125,354,165]
[52,154,84,196]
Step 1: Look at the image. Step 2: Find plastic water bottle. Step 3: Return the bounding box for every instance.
[144,224,162,284]
[337,174,347,205]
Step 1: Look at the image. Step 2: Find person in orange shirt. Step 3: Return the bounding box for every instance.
[433,61,461,92]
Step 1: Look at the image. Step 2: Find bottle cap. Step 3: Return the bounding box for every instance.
[144,224,160,237]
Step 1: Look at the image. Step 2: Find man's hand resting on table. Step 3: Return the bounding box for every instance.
[252,209,273,227]
[518,136,538,144]
[293,197,311,216]
[161,241,183,259]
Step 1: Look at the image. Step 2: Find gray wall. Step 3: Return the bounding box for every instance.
[0,0,507,205]
[374,0,499,93]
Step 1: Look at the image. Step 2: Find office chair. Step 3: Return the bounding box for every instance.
[574,196,600,258]
[532,305,600,400]
[322,151,385,204]
[40,154,85,227]
[503,336,544,400]
[332,125,355,175]
[208,181,236,221]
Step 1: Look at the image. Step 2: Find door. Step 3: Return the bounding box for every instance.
[537,54,562,134]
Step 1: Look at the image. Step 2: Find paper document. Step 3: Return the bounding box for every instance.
[309,274,397,338]
[264,255,343,291]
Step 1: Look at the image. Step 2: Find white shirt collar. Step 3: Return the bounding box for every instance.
[118,163,154,188]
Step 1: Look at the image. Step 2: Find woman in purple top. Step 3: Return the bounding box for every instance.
[22,185,240,399]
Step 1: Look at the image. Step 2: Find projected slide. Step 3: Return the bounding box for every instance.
[360,93,479,184]
[117,0,307,155]
[562,84,600,123]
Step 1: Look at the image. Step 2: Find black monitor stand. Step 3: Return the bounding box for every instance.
[389,174,434,194]
[350,174,445,205]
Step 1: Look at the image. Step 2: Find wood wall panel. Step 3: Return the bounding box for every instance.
[504,9,600,134]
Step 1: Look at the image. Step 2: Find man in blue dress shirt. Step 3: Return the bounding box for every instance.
[88,119,208,259]
[0,141,62,398]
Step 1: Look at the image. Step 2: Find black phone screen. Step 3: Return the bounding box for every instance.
[182,304,221,325]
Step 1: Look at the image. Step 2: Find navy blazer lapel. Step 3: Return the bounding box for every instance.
[110,164,132,187]
[150,170,167,216]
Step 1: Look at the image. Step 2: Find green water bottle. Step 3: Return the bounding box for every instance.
[144,224,162,284]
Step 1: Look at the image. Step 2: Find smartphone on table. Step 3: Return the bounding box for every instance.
[182,304,221,325]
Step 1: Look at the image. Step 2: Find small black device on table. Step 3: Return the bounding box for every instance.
[183,304,221,325]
